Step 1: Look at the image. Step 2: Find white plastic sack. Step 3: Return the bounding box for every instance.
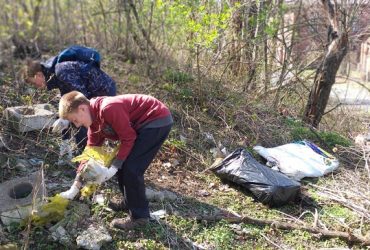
[253,141,339,181]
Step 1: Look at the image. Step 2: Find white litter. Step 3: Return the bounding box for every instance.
[254,140,339,181]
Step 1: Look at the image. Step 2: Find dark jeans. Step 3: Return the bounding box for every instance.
[116,124,172,219]
[62,126,87,154]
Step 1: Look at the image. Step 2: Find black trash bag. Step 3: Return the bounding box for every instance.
[212,148,301,207]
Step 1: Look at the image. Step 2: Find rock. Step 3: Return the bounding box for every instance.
[0,243,18,250]
[146,188,177,202]
[49,202,90,239]
[1,206,32,226]
[146,188,164,201]
[76,224,112,250]
[50,226,73,247]
[162,190,177,200]
[15,159,30,171]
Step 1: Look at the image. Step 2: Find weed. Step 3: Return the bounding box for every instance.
[163,69,193,84]
[164,138,186,149]
[321,204,357,228]
[195,220,235,249]
[128,74,142,85]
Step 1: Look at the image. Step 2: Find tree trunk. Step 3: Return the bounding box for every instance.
[228,0,243,76]
[79,0,87,45]
[303,0,348,127]
[52,0,60,44]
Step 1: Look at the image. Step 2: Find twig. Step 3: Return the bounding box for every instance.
[260,233,286,249]
[362,146,370,180]
[323,102,342,115]
[191,214,370,245]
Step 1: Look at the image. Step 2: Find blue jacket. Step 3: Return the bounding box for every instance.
[41,58,116,99]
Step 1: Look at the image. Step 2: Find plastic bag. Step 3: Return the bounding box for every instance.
[72,145,119,167]
[80,158,108,182]
[212,148,300,207]
[253,140,339,181]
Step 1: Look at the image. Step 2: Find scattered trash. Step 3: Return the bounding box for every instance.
[92,194,105,205]
[179,135,187,143]
[76,224,112,250]
[218,143,228,156]
[208,182,216,188]
[150,209,167,220]
[198,190,210,197]
[212,148,300,207]
[29,158,44,166]
[203,132,216,146]
[254,140,339,181]
[162,162,172,168]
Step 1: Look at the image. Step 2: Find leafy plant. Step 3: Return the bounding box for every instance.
[285,118,351,147]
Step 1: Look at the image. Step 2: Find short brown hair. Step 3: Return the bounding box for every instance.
[59,91,90,119]
[21,58,43,83]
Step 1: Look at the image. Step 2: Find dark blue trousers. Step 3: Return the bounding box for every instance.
[116,124,172,219]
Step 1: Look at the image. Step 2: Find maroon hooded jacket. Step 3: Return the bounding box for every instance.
[87,94,172,161]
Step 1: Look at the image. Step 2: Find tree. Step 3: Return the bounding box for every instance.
[303,0,348,128]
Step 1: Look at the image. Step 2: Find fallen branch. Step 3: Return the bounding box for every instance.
[192,214,370,246]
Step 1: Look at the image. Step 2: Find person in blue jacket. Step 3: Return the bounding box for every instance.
[23,54,116,163]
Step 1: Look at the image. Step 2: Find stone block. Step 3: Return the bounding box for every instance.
[0,172,46,226]
[3,104,56,132]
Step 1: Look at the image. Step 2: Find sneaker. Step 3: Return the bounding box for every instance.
[108,196,128,212]
[110,217,149,230]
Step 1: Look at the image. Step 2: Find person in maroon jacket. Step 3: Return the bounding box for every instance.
[57,91,173,230]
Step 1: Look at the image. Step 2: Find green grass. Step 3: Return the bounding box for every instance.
[163,68,194,85]
[285,118,352,147]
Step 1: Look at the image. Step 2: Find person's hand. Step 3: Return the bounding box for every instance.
[77,160,88,173]
[52,119,70,133]
[59,183,80,200]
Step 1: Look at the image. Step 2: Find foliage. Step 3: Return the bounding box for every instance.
[195,221,235,249]
[163,68,194,84]
[285,118,352,148]
[156,1,231,50]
